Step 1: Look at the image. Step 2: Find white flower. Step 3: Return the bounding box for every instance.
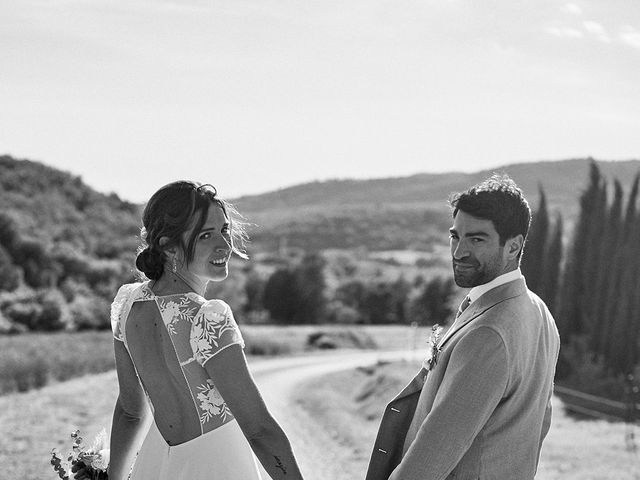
[199,302,227,324]
[162,301,181,322]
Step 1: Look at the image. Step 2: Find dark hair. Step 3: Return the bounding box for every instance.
[449,174,531,254]
[135,181,249,280]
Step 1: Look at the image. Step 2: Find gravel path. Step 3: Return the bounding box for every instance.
[0,349,419,480]
[251,350,421,480]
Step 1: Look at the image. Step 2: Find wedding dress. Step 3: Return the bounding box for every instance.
[110,282,262,479]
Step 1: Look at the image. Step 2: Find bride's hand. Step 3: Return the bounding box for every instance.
[71,462,108,479]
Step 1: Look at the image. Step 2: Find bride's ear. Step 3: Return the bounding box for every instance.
[158,236,175,253]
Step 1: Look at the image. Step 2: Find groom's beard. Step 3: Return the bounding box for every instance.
[452,254,503,288]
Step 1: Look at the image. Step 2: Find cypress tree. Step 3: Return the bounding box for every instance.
[521,186,549,296]
[592,180,624,359]
[540,214,563,316]
[619,179,640,373]
[558,161,605,341]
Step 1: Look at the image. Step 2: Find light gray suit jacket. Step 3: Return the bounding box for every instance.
[365,278,560,480]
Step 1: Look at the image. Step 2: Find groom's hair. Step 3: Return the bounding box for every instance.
[449,174,531,257]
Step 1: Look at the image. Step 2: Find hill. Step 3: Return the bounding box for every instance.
[3,155,640,255]
[233,158,640,251]
[0,155,141,259]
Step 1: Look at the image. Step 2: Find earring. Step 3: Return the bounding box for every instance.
[172,255,177,273]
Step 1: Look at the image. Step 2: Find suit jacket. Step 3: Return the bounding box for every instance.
[365,278,560,480]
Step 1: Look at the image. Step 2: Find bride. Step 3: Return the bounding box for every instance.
[76,181,304,480]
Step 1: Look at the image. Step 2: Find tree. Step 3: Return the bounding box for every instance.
[521,186,549,296]
[243,270,266,313]
[262,254,328,324]
[409,276,456,326]
[291,253,327,324]
[558,161,606,342]
[262,268,297,324]
[0,245,20,292]
[592,180,623,359]
[539,214,563,315]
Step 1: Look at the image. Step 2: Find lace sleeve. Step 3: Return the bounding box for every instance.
[110,284,135,342]
[190,300,245,366]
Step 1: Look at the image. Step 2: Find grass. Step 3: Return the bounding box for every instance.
[0,331,115,395]
[0,324,429,395]
[293,362,640,480]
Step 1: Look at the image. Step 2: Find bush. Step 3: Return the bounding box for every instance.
[0,310,27,334]
[306,329,377,350]
[0,245,20,292]
[37,289,70,331]
[70,294,111,330]
[2,288,71,331]
[556,335,631,402]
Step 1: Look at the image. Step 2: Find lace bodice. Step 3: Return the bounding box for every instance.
[110,282,244,438]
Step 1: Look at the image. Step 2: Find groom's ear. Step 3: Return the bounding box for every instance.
[505,234,524,260]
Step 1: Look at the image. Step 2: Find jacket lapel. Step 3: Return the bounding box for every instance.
[438,278,527,350]
[391,368,427,402]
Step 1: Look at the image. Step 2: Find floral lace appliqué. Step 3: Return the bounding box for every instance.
[157,297,197,335]
[197,379,233,424]
[190,303,238,365]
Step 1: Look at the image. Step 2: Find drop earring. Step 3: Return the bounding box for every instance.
[172,255,177,273]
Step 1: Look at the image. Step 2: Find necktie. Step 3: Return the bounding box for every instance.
[456,295,471,318]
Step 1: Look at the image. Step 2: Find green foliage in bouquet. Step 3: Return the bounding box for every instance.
[51,429,109,480]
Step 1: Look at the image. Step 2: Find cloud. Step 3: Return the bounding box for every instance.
[562,3,582,16]
[546,25,584,39]
[619,25,640,49]
[583,20,611,42]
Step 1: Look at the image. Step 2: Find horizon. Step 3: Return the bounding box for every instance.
[2,1,639,203]
[6,153,639,204]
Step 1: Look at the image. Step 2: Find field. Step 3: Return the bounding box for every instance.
[0,324,429,395]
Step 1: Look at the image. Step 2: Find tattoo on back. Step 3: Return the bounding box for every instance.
[274,455,288,475]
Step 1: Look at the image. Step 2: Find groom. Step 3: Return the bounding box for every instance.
[366,174,560,480]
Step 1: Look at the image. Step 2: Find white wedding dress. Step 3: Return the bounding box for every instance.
[110,282,262,480]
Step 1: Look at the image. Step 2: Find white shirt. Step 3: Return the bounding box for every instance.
[467,268,524,306]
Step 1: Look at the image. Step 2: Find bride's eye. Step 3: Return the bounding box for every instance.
[199,232,212,240]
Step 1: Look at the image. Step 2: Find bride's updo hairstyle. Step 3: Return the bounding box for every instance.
[135,181,249,280]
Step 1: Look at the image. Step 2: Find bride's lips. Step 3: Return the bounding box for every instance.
[209,256,230,266]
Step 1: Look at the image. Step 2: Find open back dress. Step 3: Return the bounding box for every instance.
[110,282,262,479]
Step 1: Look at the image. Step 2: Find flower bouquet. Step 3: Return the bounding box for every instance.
[51,429,109,479]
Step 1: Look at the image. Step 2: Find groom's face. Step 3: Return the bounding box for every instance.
[449,211,509,288]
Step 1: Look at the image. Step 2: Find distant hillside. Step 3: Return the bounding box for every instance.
[0,155,141,259]
[2,155,639,254]
[233,158,640,251]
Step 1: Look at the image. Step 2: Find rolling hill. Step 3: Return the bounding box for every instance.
[232,158,640,251]
[2,155,639,254]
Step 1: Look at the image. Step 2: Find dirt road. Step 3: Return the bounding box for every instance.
[0,349,419,480]
[251,350,421,480]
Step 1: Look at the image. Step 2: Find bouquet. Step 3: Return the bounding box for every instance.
[51,429,109,479]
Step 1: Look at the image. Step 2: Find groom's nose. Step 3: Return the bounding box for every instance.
[452,239,470,260]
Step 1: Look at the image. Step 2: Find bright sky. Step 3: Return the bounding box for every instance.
[1,0,639,202]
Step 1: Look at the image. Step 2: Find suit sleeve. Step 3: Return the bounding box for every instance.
[389,326,509,480]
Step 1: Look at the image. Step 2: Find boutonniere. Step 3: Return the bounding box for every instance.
[423,324,443,371]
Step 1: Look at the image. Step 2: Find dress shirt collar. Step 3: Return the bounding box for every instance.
[467,268,523,305]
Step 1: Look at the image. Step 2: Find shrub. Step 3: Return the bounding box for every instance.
[70,294,111,330]
[0,245,20,292]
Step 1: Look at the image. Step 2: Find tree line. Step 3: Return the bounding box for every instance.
[521,162,640,397]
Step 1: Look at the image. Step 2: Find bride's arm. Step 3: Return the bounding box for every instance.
[108,339,151,480]
[204,345,305,480]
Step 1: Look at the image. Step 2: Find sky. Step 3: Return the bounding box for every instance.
[1,0,639,203]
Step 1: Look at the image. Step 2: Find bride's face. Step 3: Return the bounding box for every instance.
[181,205,233,282]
